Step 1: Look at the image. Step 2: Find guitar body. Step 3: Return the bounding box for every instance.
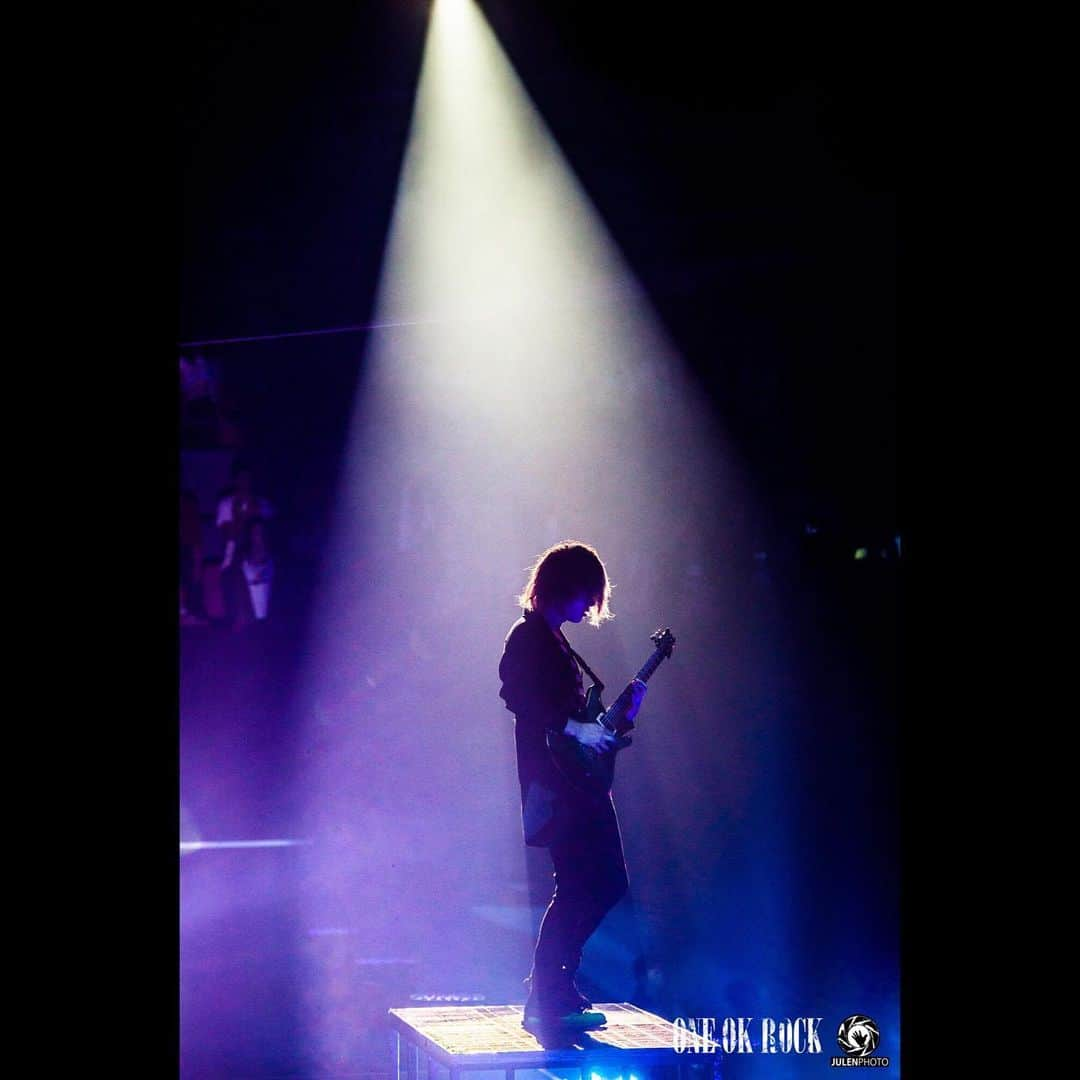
[547,685,623,797]
[546,627,676,798]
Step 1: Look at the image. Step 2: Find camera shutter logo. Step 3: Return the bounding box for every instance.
[836,1015,880,1057]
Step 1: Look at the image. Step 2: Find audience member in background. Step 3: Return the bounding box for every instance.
[180,489,207,626]
[217,462,273,628]
[239,517,274,626]
[216,462,273,567]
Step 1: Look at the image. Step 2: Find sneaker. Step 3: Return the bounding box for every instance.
[522,1006,607,1033]
[523,979,606,1032]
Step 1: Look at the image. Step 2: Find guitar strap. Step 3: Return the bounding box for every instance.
[557,631,605,693]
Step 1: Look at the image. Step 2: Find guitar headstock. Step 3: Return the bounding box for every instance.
[651,627,676,657]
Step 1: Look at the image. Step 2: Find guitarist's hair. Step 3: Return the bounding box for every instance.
[517,541,613,628]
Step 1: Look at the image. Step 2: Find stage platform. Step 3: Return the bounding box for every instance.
[388,1003,721,1080]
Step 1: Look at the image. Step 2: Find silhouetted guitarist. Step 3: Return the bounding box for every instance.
[499,541,647,1033]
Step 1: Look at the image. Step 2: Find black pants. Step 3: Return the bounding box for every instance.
[529,792,628,993]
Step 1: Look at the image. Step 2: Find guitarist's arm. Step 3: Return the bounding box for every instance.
[499,631,602,742]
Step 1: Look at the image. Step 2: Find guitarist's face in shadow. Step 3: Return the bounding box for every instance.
[560,592,593,625]
[540,591,594,629]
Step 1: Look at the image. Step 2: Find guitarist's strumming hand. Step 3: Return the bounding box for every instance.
[565,717,620,750]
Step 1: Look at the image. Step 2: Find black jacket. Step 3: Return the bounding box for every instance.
[499,609,587,845]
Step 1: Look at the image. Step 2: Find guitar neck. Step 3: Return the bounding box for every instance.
[635,648,667,685]
[601,645,669,728]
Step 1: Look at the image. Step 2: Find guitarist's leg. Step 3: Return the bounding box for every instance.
[527,794,628,1013]
[527,854,580,1004]
[569,794,628,953]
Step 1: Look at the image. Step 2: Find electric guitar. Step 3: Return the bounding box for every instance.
[547,627,676,796]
